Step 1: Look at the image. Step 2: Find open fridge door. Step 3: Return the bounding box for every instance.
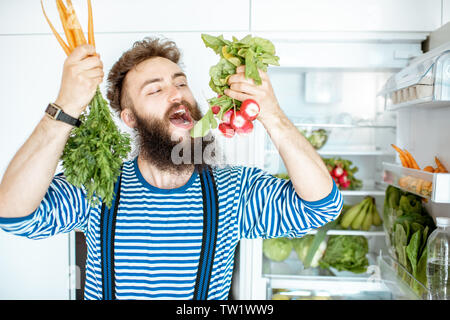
[234,32,449,300]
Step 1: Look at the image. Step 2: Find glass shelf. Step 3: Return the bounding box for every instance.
[266,149,395,156]
[265,253,428,300]
[294,123,396,129]
[307,228,385,237]
[382,162,450,203]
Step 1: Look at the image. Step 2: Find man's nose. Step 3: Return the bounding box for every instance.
[167,84,183,103]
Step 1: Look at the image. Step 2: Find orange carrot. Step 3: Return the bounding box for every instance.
[56,0,76,51]
[404,149,420,170]
[435,157,448,173]
[423,166,434,173]
[87,0,95,48]
[66,0,87,47]
[399,154,409,168]
[391,144,411,168]
[40,0,71,55]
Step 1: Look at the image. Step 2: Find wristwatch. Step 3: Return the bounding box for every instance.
[45,103,82,127]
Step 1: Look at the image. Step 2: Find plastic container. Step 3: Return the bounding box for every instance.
[378,42,450,111]
[426,217,450,300]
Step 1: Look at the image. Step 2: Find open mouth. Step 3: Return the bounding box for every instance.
[168,105,194,130]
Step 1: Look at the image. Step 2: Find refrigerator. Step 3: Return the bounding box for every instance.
[231,30,450,300]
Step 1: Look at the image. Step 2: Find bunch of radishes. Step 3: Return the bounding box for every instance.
[216,99,260,138]
[330,164,351,189]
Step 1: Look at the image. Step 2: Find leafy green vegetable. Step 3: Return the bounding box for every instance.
[415,244,428,286]
[406,229,422,276]
[399,194,422,215]
[383,186,436,296]
[62,88,131,208]
[299,128,329,150]
[191,34,280,138]
[319,235,369,273]
[263,238,293,262]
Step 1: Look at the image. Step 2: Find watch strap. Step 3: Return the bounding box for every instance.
[45,103,82,127]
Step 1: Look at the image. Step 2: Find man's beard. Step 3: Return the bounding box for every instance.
[133,100,218,175]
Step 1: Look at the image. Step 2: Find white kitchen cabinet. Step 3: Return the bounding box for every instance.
[0,0,250,35]
[444,0,450,25]
[0,231,75,299]
[251,0,442,32]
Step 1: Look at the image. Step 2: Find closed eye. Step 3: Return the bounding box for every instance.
[148,89,161,95]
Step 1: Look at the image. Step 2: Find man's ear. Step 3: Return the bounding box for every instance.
[121,108,137,129]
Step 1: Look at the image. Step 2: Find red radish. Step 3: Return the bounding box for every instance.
[230,110,254,135]
[338,174,349,185]
[240,99,260,121]
[211,105,220,114]
[222,109,234,124]
[332,166,344,178]
[218,123,235,138]
[340,179,351,189]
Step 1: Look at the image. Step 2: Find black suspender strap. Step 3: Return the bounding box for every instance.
[193,165,220,300]
[99,164,219,300]
[100,166,123,300]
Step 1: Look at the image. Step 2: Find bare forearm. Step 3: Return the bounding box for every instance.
[0,116,74,218]
[261,111,333,201]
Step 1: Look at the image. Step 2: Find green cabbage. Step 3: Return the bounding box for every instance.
[263,238,293,262]
[319,235,369,273]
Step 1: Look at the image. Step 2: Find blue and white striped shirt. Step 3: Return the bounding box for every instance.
[0,157,342,299]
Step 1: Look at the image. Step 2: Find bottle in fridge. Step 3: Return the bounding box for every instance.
[426,217,450,300]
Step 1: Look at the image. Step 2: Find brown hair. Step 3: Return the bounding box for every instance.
[106,37,182,115]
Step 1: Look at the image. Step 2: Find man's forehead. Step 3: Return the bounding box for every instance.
[124,57,184,90]
[132,57,181,78]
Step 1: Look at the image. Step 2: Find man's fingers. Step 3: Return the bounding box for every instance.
[227,72,255,86]
[224,88,252,102]
[236,65,245,74]
[78,56,103,71]
[84,67,104,79]
[229,82,259,96]
[67,44,97,63]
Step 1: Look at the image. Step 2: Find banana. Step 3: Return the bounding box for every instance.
[361,201,373,231]
[372,202,383,226]
[340,199,368,229]
[351,200,369,230]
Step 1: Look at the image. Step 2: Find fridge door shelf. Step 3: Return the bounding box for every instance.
[382,162,450,203]
[378,45,450,111]
[377,253,429,300]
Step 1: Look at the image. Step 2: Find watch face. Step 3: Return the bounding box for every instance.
[46,104,58,117]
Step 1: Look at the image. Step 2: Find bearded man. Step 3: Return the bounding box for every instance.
[0,38,342,300]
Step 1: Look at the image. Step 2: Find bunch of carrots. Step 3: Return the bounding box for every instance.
[41,0,94,53]
[391,144,448,199]
[41,0,131,208]
[391,144,448,173]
